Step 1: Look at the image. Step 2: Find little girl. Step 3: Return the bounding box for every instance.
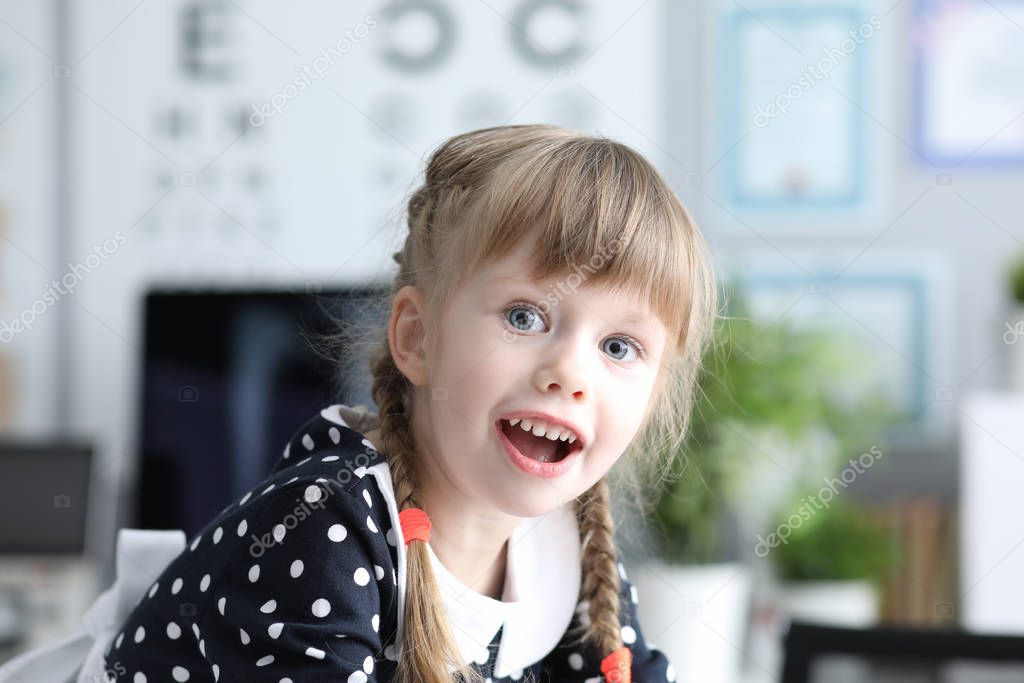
[62,124,717,682]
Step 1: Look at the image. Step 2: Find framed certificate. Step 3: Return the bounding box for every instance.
[715,3,885,216]
[913,0,1024,165]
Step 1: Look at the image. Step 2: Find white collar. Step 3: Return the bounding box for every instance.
[322,404,582,678]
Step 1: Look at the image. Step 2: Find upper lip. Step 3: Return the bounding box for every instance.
[497,410,588,448]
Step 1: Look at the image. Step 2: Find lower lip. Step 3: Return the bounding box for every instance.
[496,420,581,478]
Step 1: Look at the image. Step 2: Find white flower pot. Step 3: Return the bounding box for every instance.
[777,580,878,627]
[631,560,752,683]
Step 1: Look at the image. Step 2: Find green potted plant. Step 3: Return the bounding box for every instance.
[772,496,900,626]
[631,282,904,682]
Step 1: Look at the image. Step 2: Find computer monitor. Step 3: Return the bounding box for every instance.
[0,442,92,554]
[136,286,389,536]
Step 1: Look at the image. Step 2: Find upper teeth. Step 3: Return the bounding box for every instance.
[507,417,577,444]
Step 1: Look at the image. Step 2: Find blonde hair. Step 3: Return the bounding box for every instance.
[331,124,718,681]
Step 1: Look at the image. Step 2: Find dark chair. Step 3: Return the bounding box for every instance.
[782,620,1024,683]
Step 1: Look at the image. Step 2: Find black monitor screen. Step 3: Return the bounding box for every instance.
[136,287,388,537]
[0,443,92,554]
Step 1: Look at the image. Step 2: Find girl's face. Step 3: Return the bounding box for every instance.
[415,235,670,518]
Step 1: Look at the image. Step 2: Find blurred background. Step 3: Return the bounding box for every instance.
[1,1,1023,681]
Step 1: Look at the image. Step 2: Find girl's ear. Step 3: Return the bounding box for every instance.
[389,284,430,387]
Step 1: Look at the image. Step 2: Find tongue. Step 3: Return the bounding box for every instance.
[506,424,563,463]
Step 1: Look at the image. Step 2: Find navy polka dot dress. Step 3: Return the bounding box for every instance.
[103,406,676,682]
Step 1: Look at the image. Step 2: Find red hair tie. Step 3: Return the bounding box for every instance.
[600,646,632,683]
[399,507,431,545]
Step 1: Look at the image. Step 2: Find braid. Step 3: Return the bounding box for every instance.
[572,479,628,669]
[368,339,486,683]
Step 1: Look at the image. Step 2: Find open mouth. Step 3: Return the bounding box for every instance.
[498,418,583,463]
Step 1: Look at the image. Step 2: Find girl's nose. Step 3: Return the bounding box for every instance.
[533,336,590,401]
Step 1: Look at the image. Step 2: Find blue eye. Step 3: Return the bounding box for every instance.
[505,303,546,332]
[602,336,644,362]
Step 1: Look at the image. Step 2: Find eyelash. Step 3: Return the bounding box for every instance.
[502,301,647,360]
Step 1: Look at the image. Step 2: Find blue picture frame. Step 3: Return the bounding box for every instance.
[717,4,873,211]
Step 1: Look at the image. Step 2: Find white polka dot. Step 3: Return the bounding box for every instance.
[328,524,347,542]
[133,673,146,683]
[268,622,283,639]
[280,679,293,683]
[371,614,379,632]
[134,626,145,643]
[290,560,304,578]
[361,489,373,506]
[354,567,370,585]
[385,528,397,546]
[329,427,341,443]
[171,577,183,595]
[256,655,275,667]
[305,646,325,659]
[248,565,260,583]
[631,585,639,604]
[302,433,314,450]
[212,665,219,682]
[285,476,298,484]
[261,484,275,495]
[366,516,378,533]
[273,524,286,543]
[373,565,385,580]
[191,623,200,639]
[363,655,374,673]
[282,443,291,460]
[198,639,205,656]
[260,599,277,614]
[199,574,211,592]
[322,455,339,462]
[304,485,322,503]
[240,628,250,645]
[618,562,628,580]
[347,673,367,683]
[361,438,376,451]
[190,535,201,551]
[115,632,123,649]
[354,465,367,477]
[237,519,248,536]
[166,622,181,639]
[568,652,583,670]
[667,663,676,681]
[296,457,312,467]
[147,582,159,598]
[212,527,223,543]
[240,490,253,504]
[621,625,637,644]
[312,598,331,617]
[217,597,226,615]
[172,667,189,682]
